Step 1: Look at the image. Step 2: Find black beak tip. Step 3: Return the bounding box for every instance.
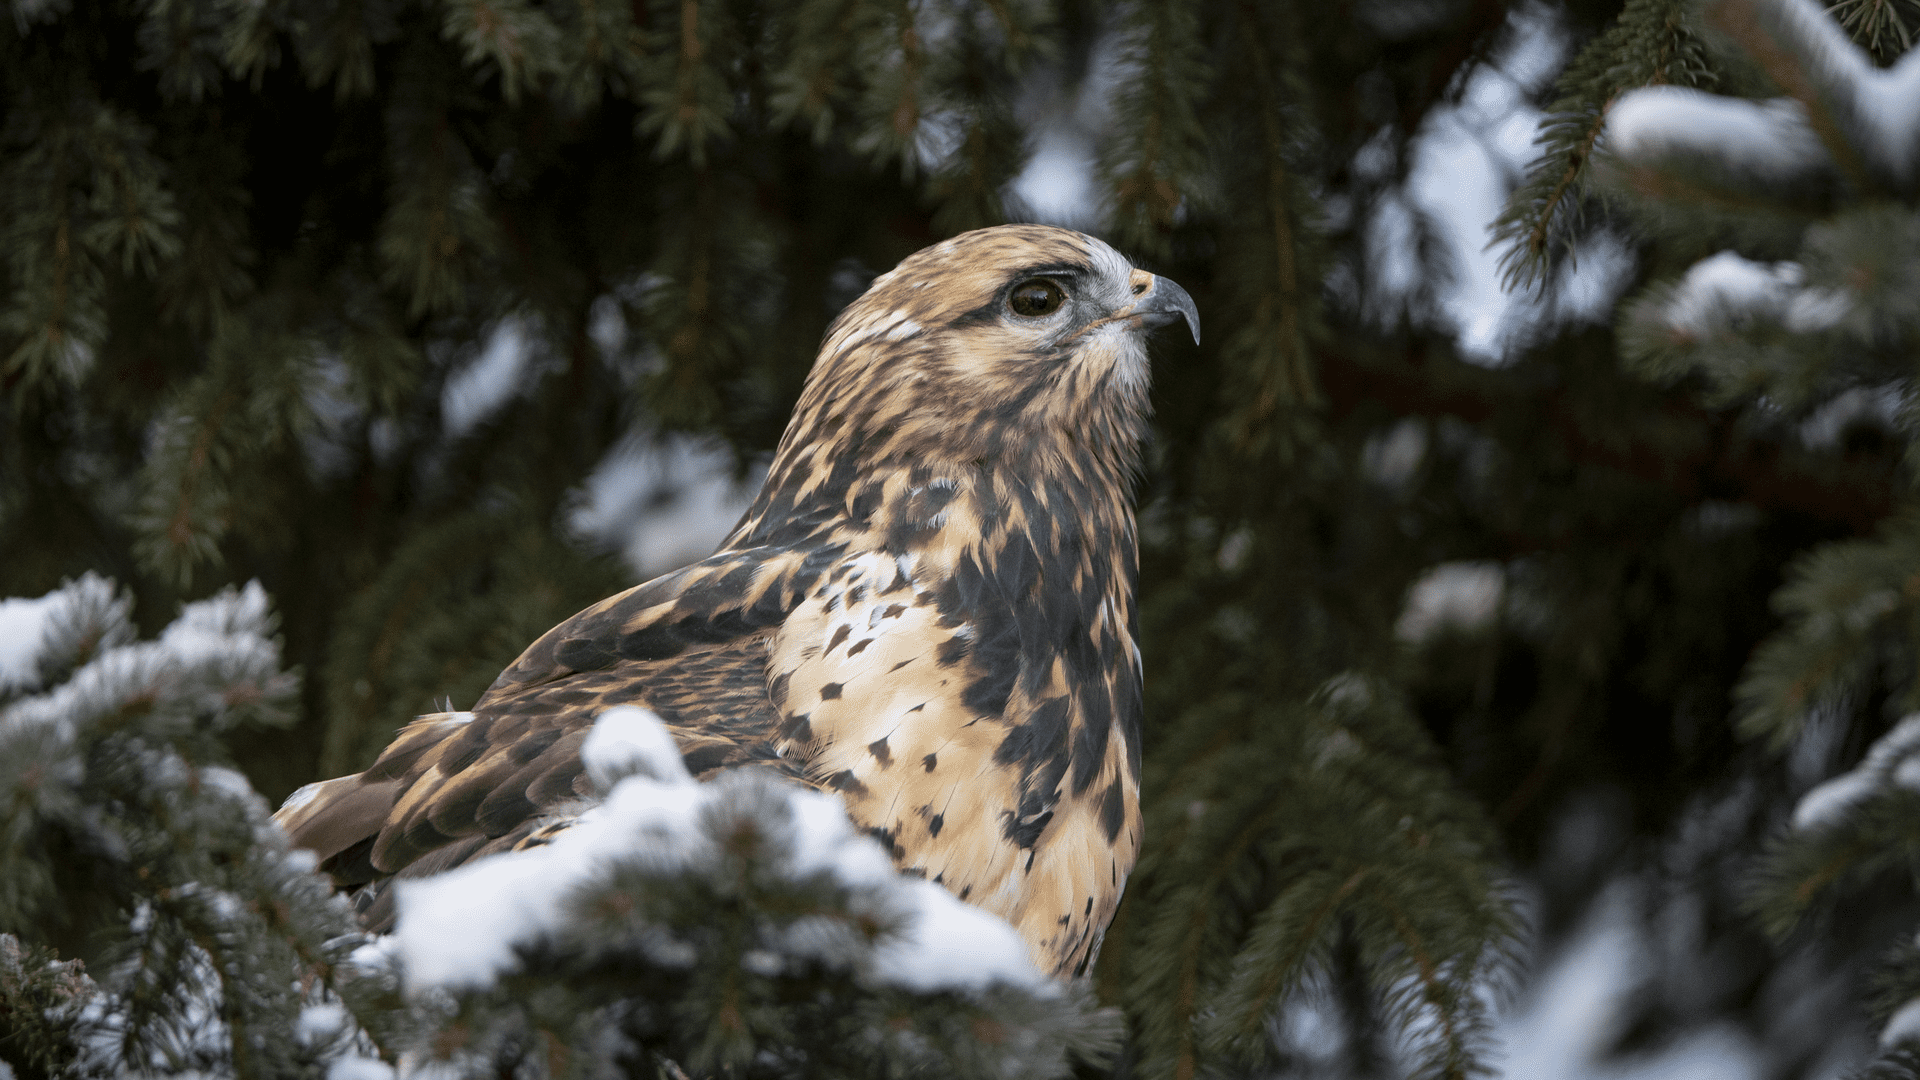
[1140,277,1200,346]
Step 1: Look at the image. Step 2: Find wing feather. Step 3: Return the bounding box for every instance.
[276,545,823,897]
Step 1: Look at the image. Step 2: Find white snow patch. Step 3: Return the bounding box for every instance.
[295,1002,350,1048]
[1392,3,1633,362]
[157,581,276,669]
[1491,883,1768,1080]
[1799,384,1906,450]
[327,1056,397,1080]
[1495,886,1650,1072]
[1657,252,1850,338]
[1793,768,1881,832]
[442,317,535,438]
[1398,562,1506,643]
[870,880,1044,994]
[1764,0,1920,179]
[1859,49,1920,178]
[1011,129,1101,227]
[394,709,1050,997]
[1884,997,1920,1047]
[1005,28,1130,229]
[1607,89,1827,177]
[198,765,258,801]
[0,572,130,695]
[568,432,762,579]
[581,706,691,792]
[1362,418,1429,489]
[1609,0,1920,182]
[349,937,398,974]
[1793,714,1920,830]
[0,580,283,740]
[0,592,62,693]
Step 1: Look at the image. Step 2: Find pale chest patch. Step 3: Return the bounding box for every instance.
[765,549,1142,978]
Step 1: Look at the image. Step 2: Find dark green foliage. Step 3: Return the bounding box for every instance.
[0,935,98,1080]
[3,0,1529,1074]
[1735,510,1920,749]
[317,511,630,776]
[1106,679,1514,1080]
[13,0,1920,1074]
[1492,0,1718,291]
[1569,0,1920,1073]
[0,576,375,1080]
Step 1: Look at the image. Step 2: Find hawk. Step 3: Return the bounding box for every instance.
[276,224,1198,979]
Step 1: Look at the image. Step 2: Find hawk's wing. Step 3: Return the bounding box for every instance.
[275,542,836,927]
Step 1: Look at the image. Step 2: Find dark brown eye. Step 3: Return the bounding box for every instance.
[1008,278,1066,318]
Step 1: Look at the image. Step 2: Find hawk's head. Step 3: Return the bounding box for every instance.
[745,226,1197,526]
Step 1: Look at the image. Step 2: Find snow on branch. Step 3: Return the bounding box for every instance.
[1792,714,1920,831]
[3,587,1110,1080]
[1717,0,1920,183]
[1611,0,1920,187]
[1652,251,1850,339]
[395,706,1052,998]
[0,571,132,698]
[0,576,381,1080]
[0,576,296,744]
[1606,90,1829,179]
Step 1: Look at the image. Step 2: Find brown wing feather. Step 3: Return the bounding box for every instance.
[275,547,818,907]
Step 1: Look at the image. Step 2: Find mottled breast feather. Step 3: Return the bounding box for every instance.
[275,224,1191,979]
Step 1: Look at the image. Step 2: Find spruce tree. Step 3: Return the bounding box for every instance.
[8,0,1917,1075]
[1563,0,1920,1071]
[1494,0,1920,1071]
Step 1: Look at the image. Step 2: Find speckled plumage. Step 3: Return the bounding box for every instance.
[275,224,1197,979]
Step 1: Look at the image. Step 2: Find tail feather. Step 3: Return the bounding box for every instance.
[274,773,405,872]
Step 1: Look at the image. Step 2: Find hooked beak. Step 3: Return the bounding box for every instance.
[1129,275,1201,345]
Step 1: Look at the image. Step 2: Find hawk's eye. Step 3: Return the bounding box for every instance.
[1008,278,1066,318]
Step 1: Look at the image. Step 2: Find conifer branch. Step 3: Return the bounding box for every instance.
[768,0,869,142]
[440,0,562,104]
[638,0,732,163]
[1222,0,1319,431]
[1221,866,1370,1040]
[1825,0,1920,62]
[1317,343,1898,531]
[889,0,921,145]
[1491,0,1715,291]
[1705,0,1879,192]
[1736,509,1920,746]
[1104,0,1210,251]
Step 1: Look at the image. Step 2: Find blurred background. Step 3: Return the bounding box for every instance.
[4,0,1919,1075]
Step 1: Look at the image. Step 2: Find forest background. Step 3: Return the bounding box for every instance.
[3,0,1920,1076]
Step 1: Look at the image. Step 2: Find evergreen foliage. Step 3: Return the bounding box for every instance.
[1542,0,1920,1071]
[0,575,370,1079]
[1491,0,1719,290]
[8,0,1920,1075]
